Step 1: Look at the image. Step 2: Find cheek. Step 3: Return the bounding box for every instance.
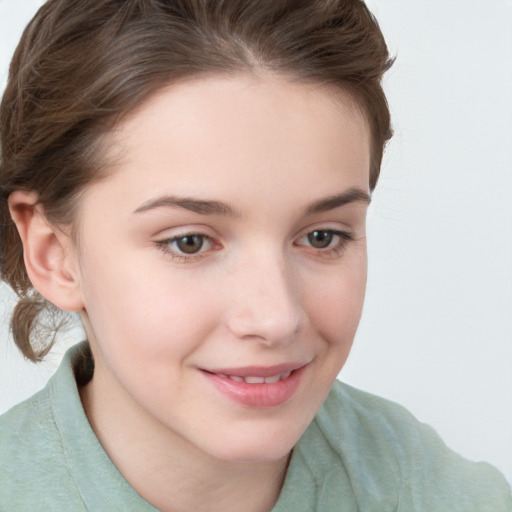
[79,251,221,364]
[307,254,367,343]
[80,267,224,413]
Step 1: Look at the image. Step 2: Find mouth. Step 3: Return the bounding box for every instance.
[211,370,293,384]
[200,363,308,408]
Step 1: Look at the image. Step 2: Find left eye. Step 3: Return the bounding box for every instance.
[297,229,352,250]
[306,230,334,248]
[168,234,212,255]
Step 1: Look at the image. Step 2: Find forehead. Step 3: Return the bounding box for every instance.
[87,74,371,215]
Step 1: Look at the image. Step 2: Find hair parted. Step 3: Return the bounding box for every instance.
[0,0,393,361]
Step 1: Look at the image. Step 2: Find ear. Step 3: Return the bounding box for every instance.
[8,190,84,312]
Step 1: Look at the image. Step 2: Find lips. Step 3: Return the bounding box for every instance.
[200,363,307,408]
[216,371,292,384]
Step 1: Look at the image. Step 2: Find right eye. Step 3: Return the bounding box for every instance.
[171,234,210,254]
[155,233,214,260]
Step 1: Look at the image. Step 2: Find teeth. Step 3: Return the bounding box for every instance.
[244,376,265,384]
[216,371,294,383]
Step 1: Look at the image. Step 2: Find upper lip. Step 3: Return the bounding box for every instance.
[203,362,307,378]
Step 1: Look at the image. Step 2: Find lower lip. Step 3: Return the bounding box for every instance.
[201,366,307,408]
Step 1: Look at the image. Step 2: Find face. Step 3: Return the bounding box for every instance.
[72,74,370,464]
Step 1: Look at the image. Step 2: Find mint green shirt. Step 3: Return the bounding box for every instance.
[1,343,511,511]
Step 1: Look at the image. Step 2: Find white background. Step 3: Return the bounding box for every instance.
[1,0,511,484]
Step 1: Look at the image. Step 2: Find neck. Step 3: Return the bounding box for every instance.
[79,371,290,512]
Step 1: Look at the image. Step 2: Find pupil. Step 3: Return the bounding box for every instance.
[177,235,203,254]
[308,230,332,249]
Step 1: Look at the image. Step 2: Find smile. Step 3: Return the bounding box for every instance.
[214,371,292,384]
[201,363,308,408]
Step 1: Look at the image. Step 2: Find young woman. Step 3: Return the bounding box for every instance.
[0,1,510,510]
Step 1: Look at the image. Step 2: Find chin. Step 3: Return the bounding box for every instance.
[204,422,306,464]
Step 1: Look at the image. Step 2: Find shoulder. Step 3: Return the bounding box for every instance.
[305,381,512,511]
[0,387,55,472]
[0,356,86,510]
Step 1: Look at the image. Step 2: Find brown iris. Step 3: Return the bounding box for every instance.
[175,235,204,254]
[307,230,333,249]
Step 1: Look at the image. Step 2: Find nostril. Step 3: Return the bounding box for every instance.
[227,313,303,346]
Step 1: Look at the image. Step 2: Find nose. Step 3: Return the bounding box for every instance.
[226,251,306,346]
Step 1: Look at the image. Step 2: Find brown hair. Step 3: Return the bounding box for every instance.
[0,0,393,361]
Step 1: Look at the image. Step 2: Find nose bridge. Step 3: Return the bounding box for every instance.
[227,246,305,345]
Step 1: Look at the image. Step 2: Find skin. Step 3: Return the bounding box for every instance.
[11,74,371,512]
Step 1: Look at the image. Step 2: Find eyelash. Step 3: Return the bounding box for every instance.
[154,233,217,262]
[295,229,354,259]
[154,229,354,262]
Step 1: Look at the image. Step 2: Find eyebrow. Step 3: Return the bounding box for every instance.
[133,196,239,217]
[133,187,370,217]
[305,187,371,214]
